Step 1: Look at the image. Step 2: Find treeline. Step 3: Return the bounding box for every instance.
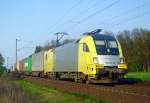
[0,53,6,76]
[117,28,150,72]
[34,39,75,53]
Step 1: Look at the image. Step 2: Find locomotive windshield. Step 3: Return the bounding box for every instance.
[93,34,119,55]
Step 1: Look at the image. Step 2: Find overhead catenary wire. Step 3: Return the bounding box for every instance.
[19,40,34,44]
[86,0,150,30]
[76,0,102,16]
[99,10,150,31]
[17,39,35,50]
[66,0,121,31]
[15,39,36,61]
[59,0,108,31]
[107,0,150,22]
[18,46,35,51]
[90,0,150,29]
[50,0,83,33]
[78,0,120,24]
[113,10,150,27]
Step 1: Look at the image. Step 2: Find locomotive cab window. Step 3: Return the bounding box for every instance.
[107,41,118,48]
[83,43,89,52]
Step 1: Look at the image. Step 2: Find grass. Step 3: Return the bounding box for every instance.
[1,73,107,103]
[127,72,150,82]
[15,80,103,103]
[0,80,38,103]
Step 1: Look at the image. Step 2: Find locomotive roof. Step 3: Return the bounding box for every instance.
[55,34,116,49]
[92,34,116,41]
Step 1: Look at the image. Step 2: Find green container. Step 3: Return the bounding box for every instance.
[24,56,32,72]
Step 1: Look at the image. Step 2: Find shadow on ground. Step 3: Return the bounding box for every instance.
[93,78,141,87]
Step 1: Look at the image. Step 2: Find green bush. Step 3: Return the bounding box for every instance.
[129,56,141,72]
[0,66,6,77]
[127,72,150,81]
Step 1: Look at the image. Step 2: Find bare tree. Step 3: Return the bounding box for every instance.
[117,28,150,72]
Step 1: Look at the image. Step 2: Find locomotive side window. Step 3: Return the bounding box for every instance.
[83,43,89,52]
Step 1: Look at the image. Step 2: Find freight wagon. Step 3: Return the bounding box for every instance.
[29,50,53,77]
[32,51,45,77]
[19,60,24,72]
[24,56,32,75]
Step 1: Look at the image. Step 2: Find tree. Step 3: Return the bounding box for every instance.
[117,28,150,72]
[0,53,4,66]
[62,39,75,45]
[34,39,75,53]
[0,53,6,77]
[43,40,56,50]
[34,46,43,53]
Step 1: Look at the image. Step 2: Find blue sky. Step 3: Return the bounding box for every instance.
[0,0,150,67]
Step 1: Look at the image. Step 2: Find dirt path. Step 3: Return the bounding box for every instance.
[24,77,150,103]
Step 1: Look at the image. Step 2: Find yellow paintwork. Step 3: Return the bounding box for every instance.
[118,64,127,69]
[44,49,53,74]
[117,39,123,58]
[78,35,98,77]
[117,39,127,69]
[78,35,127,78]
[96,64,104,68]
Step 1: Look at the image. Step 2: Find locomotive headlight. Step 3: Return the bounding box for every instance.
[120,58,124,64]
[93,57,99,64]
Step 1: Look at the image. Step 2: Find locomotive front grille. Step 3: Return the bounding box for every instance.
[96,66,118,75]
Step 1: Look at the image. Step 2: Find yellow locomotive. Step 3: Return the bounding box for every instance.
[41,29,128,83]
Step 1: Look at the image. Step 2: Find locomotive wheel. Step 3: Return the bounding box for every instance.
[85,75,90,84]
[74,77,83,83]
[86,80,89,84]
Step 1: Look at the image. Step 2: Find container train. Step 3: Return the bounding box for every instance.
[13,29,128,83]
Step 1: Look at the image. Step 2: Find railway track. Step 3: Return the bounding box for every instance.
[24,76,150,103]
